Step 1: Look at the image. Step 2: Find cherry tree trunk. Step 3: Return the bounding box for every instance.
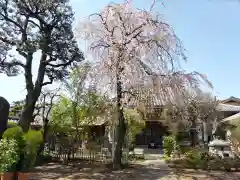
[113,109,126,169]
[113,59,126,169]
[190,118,198,147]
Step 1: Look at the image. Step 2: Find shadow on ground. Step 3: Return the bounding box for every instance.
[30,161,240,180]
[30,161,172,180]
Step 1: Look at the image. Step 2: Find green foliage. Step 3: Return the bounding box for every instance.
[184,149,200,159]
[124,108,145,148]
[169,148,212,170]
[163,135,177,157]
[0,0,83,77]
[3,126,24,141]
[51,96,74,128]
[2,126,25,155]
[20,130,43,171]
[183,149,203,168]
[0,139,20,172]
[2,127,43,171]
[9,100,24,116]
[50,91,110,141]
[23,129,43,148]
[7,121,18,128]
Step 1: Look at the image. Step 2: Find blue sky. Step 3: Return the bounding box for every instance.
[0,0,240,103]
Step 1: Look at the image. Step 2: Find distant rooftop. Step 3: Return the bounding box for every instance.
[219,96,240,103]
[216,103,240,112]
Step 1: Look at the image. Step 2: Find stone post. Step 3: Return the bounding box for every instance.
[0,96,10,139]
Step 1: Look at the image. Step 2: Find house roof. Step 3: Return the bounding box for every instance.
[8,116,20,121]
[221,112,240,124]
[216,103,240,112]
[219,96,240,104]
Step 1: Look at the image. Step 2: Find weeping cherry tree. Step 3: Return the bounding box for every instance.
[77,1,212,168]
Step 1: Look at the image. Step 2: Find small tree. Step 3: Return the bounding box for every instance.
[34,88,60,154]
[51,91,110,142]
[171,92,218,147]
[124,108,145,150]
[63,62,91,137]
[78,1,211,168]
[0,0,84,132]
[9,100,25,117]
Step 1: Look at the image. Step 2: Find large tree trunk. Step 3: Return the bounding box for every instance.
[19,56,46,132]
[19,99,36,132]
[113,60,126,169]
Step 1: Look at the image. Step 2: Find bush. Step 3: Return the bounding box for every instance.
[2,127,44,172]
[183,149,202,168]
[2,126,25,151]
[7,121,18,128]
[163,135,176,157]
[23,129,43,147]
[0,139,20,172]
[179,146,192,154]
[170,148,240,171]
[3,126,24,140]
[20,130,43,172]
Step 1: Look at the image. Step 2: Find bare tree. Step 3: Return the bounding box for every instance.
[171,91,218,147]
[77,1,211,168]
[0,0,84,132]
[34,88,60,154]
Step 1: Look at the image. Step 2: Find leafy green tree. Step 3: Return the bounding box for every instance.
[51,93,109,141]
[9,100,24,117]
[124,108,145,149]
[51,63,111,141]
[0,0,84,132]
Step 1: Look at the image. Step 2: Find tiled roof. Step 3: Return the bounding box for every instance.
[219,96,240,103]
[216,103,240,112]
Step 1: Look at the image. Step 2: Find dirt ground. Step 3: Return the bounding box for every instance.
[30,160,240,180]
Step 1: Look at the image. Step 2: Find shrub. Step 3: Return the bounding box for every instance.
[20,130,43,172]
[182,149,211,169]
[179,146,192,154]
[0,139,20,172]
[2,126,25,150]
[2,126,24,140]
[163,135,176,157]
[23,129,43,147]
[7,121,18,128]
[183,149,201,168]
[170,148,240,171]
[2,127,44,172]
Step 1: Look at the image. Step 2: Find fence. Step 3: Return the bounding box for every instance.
[44,142,131,164]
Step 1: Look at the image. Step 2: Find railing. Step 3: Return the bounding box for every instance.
[45,143,113,164]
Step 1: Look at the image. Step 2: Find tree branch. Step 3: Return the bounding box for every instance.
[41,79,53,86]
[0,37,15,45]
